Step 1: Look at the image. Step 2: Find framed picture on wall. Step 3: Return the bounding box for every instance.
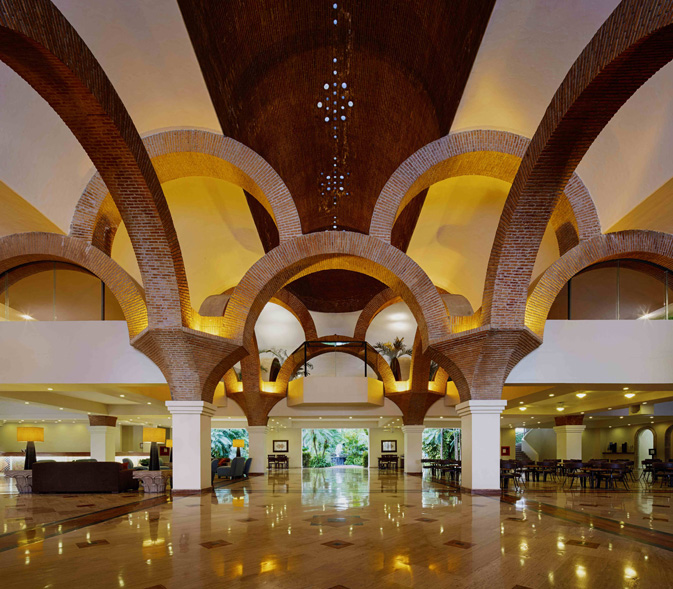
[381,440,397,453]
[273,440,289,453]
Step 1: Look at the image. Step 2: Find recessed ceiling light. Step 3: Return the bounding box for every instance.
[47,388,53,391]
[120,394,125,398]
[643,402,648,405]
[608,408,612,410]
[519,407,527,411]
[623,387,629,391]
[589,416,593,419]
[624,393,635,399]
[549,394,555,397]
[24,401,29,405]
[21,314,33,320]
[620,416,624,419]
[581,411,585,414]
[349,416,352,419]
[439,416,443,419]
[147,402,151,405]
[59,407,63,411]
[576,393,586,399]
[519,401,524,404]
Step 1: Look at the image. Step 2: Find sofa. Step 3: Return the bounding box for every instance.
[216,456,246,480]
[32,461,139,493]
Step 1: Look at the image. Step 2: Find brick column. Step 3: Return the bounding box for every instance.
[246,426,268,475]
[456,400,507,494]
[165,401,216,493]
[402,425,424,474]
[554,416,585,460]
[88,415,117,462]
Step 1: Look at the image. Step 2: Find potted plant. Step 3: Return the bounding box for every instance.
[374,337,412,380]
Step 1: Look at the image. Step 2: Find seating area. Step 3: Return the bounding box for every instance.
[213,457,252,483]
[267,455,288,469]
[32,461,139,494]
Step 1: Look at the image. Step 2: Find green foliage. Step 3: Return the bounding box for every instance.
[139,458,149,466]
[515,428,527,445]
[361,450,368,467]
[302,429,369,467]
[260,347,313,379]
[309,455,332,468]
[373,337,412,362]
[211,428,248,459]
[422,428,460,460]
[302,447,311,467]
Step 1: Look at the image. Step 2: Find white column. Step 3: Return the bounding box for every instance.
[456,400,507,493]
[166,401,216,492]
[247,426,268,474]
[89,426,117,462]
[554,425,586,460]
[402,425,424,474]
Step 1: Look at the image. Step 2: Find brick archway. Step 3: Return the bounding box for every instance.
[0,233,147,338]
[70,129,302,253]
[369,130,600,255]
[0,0,188,327]
[483,1,673,330]
[526,231,673,336]
[222,233,450,356]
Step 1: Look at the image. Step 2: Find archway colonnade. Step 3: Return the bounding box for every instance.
[3,0,673,492]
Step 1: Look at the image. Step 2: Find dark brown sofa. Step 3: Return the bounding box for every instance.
[32,462,139,493]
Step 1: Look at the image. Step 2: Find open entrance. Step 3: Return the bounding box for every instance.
[636,427,655,467]
[302,429,369,468]
[422,428,461,460]
[211,428,249,459]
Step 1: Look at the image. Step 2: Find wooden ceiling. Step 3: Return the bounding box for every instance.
[178,0,495,310]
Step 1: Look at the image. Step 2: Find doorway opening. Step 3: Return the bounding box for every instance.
[422,428,461,460]
[301,429,369,468]
[636,427,655,467]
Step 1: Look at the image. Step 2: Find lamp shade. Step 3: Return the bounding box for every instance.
[165,439,173,448]
[143,427,166,444]
[17,427,44,442]
[233,439,245,448]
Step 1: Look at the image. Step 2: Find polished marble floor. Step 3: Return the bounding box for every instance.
[1,469,672,588]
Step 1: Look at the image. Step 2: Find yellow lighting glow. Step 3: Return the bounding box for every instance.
[624,393,635,399]
[17,427,44,442]
[165,439,173,448]
[233,439,245,448]
[576,393,586,399]
[142,427,166,444]
[519,407,527,411]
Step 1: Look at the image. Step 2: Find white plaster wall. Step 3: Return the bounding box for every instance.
[508,321,673,384]
[0,321,165,384]
[266,428,302,469]
[0,422,120,452]
[369,427,404,469]
[500,428,516,458]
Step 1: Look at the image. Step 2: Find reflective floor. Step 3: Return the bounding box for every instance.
[1,468,672,588]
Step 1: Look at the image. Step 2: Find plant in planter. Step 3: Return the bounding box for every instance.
[260,347,314,380]
[374,337,412,380]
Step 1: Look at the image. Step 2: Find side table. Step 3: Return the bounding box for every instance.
[133,470,171,493]
[6,470,33,493]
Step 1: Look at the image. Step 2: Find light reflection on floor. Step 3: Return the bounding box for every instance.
[0,468,672,588]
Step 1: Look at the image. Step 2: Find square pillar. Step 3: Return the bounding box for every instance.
[88,415,117,462]
[166,401,216,492]
[554,425,586,460]
[246,426,268,475]
[402,425,424,474]
[456,400,507,494]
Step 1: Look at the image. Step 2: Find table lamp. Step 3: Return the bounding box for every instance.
[166,438,173,463]
[143,427,166,470]
[17,427,44,469]
[233,439,245,457]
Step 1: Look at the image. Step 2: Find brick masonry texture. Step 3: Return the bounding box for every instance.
[482,0,673,330]
[88,415,117,427]
[0,233,147,338]
[70,130,302,254]
[0,0,189,329]
[368,129,601,256]
[526,231,673,336]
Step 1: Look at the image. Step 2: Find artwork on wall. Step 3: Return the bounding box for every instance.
[381,440,397,453]
[273,440,289,453]
[501,446,510,456]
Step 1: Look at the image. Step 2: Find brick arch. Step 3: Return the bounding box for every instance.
[483,0,673,329]
[369,130,600,255]
[0,0,188,327]
[222,232,450,354]
[353,288,402,340]
[0,233,147,337]
[70,129,302,253]
[526,231,673,336]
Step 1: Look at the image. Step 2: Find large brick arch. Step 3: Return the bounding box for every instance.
[353,288,401,340]
[526,231,673,336]
[222,232,451,354]
[0,233,147,337]
[369,130,601,255]
[70,129,302,252]
[483,0,673,329]
[0,0,188,328]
